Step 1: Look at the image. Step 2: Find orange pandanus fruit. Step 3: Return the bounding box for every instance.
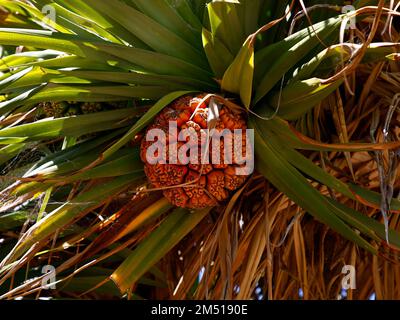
[140,95,252,209]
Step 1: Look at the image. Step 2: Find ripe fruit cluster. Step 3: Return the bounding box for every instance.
[140,95,250,209]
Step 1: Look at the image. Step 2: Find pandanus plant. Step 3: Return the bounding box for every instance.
[0,0,399,299]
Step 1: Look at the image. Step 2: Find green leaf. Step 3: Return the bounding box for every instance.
[327,198,400,248]
[0,50,61,72]
[292,43,400,81]
[202,27,234,78]
[251,117,377,254]
[27,55,119,72]
[45,3,126,44]
[0,0,71,33]
[254,17,342,103]
[221,37,254,108]
[64,70,216,91]
[26,129,125,175]
[35,0,151,48]
[95,43,213,82]
[263,126,400,211]
[207,1,245,55]
[0,144,26,165]
[0,211,31,230]
[101,91,193,161]
[0,85,45,115]
[241,0,263,35]
[268,77,343,120]
[0,108,137,140]
[27,149,142,181]
[15,84,172,109]
[253,114,400,153]
[0,28,134,69]
[12,147,143,197]
[1,173,138,267]
[164,0,203,31]
[84,0,208,69]
[130,0,201,48]
[111,207,210,293]
[350,184,400,212]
